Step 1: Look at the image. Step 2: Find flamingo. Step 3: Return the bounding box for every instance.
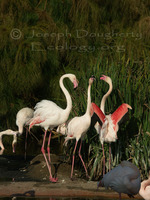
[16,107,34,159]
[29,73,78,182]
[64,75,95,180]
[91,75,132,174]
[0,129,18,155]
[139,170,150,200]
[97,160,141,200]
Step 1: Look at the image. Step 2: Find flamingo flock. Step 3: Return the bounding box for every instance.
[0,73,148,199]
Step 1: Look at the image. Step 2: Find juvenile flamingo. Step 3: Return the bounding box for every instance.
[97,160,141,200]
[91,75,132,174]
[0,129,18,155]
[64,76,95,180]
[139,170,150,200]
[29,73,78,182]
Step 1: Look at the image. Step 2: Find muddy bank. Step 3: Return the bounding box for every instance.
[0,154,142,199]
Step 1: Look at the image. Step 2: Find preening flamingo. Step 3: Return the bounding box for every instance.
[0,129,18,155]
[64,76,95,180]
[91,75,132,174]
[29,73,78,182]
[16,107,34,159]
[97,160,141,200]
[139,170,150,200]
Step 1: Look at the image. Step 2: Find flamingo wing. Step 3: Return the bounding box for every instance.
[111,103,132,126]
[29,116,45,130]
[91,103,105,124]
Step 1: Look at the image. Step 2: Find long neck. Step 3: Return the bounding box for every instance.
[0,136,4,150]
[100,81,112,114]
[59,75,72,116]
[86,83,91,115]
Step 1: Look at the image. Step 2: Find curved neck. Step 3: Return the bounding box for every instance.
[0,136,4,149]
[59,74,72,115]
[86,83,92,115]
[100,81,112,114]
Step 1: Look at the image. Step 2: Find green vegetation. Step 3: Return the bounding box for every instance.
[0,0,149,179]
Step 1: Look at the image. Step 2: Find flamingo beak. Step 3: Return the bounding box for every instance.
[73,79,78,89]
[100,75,106,80]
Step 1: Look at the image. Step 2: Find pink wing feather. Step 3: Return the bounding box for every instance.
[29,116,45,130]
[111,103,132,126]
[91,103,105,123]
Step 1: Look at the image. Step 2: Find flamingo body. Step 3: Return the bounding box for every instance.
[30,100,69,130]
[92,102,132,144]
[98,161,141,199]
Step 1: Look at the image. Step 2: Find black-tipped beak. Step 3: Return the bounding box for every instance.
[90,75,96,80]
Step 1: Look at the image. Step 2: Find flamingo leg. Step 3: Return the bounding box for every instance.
[78,140,89,178]
[102,143,105,175]
[71,140,78,180]
[41,130,57,183]
[109,143,111,171]
[24,127,28,160]
[47,131,51,164]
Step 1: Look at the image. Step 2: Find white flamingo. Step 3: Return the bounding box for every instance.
[16,107,34,159]
[0,129,18,155]
[91,75,132,174]
[64,76,95,179]
[29,73,78,182]
[139,170,150,200]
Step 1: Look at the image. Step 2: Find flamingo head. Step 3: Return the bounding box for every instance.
[89,75,96,85]
[69,74,78,89]
[100,75,112,85]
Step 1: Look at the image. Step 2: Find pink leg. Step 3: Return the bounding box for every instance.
[109,143,111,171]
[41,130,57,183]
[47,131,51,164]
[71,140,78,180]
[78,140,89,178]
[102,143,105,175]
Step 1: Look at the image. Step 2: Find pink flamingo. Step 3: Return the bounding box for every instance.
[139,170,150,200]
[0,129,18,155]
[16,107,34,159]
[64,76,95,180]
[91,75,132,174]
[29,73,78,182]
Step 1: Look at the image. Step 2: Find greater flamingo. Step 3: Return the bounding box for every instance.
[16,107,34,159]
[29,73,78,182]
[139,170,150,200]
[0,129,18,155]
[91,75,132,174]
[64,76,95,180]
[97,160,141,200]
